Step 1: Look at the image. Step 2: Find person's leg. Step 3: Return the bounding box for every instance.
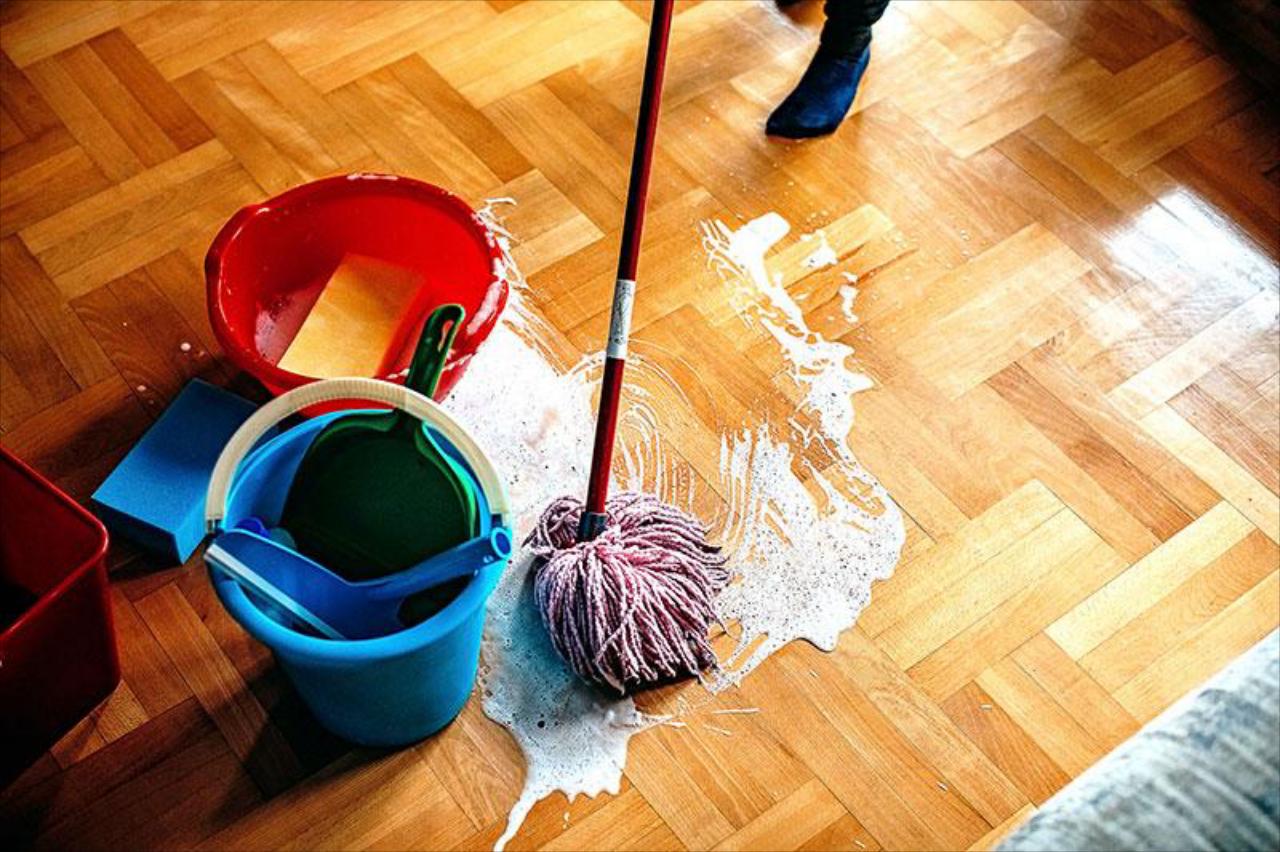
[819,0,888,55]
[767,0,890,139]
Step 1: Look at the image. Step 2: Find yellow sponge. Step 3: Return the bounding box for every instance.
[278,254,424,379]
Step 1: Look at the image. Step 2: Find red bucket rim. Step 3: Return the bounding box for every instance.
[204,173,506,393]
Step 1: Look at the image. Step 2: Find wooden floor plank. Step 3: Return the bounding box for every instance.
[976,656,1109,778]
[1046,500,1256,658]
[134,584,305,797]
[712,779,847,852]
[1078,530,1279,691]
[1113,570,1280,721]
[1141,406,1280,541]
[941,683,1071,806]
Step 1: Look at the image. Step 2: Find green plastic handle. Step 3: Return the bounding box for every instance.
[405,304,466,399]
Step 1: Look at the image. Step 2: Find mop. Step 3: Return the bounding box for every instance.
[526,0,730,696]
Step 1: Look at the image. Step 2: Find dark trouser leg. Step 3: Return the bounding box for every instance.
[820,0,890,57]
[766,0,890,138]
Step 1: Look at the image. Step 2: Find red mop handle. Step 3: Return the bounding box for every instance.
[580,0,674,541]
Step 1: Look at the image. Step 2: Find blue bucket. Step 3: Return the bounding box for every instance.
[203,378,511,746]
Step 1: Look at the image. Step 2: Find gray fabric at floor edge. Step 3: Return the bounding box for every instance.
[999,630,1280,852]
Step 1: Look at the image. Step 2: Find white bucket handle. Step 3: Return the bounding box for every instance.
[205,377,510,533]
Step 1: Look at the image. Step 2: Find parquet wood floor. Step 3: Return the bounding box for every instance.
[2,2,1277,850]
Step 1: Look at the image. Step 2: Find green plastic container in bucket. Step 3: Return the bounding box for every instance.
[204,378,510,746]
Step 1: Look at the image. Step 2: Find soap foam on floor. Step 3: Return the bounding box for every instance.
[840,275,860,323]
[701,214,902,684]
[800,228,838,269]
[455,203,903,849]
[703,215,873,448]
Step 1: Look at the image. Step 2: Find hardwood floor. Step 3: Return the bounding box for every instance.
[2,1,1277,849]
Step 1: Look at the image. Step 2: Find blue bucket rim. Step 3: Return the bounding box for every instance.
[211,411,508,664]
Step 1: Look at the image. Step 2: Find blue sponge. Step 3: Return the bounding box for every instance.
[93,380,273,563]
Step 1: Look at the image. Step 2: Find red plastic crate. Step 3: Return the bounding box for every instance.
[1,446,118,785]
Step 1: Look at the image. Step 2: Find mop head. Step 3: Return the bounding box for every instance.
[526,491,730,695]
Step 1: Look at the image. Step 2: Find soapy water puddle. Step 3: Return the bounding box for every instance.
[448,201,904,848]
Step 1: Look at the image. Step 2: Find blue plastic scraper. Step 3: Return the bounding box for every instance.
[205,525,513,639]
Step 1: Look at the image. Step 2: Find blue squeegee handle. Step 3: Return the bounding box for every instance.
[366,526,513,601]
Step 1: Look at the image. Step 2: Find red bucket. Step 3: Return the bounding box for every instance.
[206,174,506,400]
[1,446,117,784]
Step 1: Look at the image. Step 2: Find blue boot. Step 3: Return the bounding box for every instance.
[766,43,871,139]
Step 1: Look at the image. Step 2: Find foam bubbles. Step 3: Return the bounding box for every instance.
[701,213,902,684]
[801,228,838,269]
[714,424,901,682]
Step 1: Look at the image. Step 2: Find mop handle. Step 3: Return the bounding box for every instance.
[580,0,674,541]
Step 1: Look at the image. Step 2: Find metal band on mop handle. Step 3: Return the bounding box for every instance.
[204,377,511,533]
[606,278,636,359]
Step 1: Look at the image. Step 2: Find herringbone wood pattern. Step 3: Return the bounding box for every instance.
[2,1,1278,849]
